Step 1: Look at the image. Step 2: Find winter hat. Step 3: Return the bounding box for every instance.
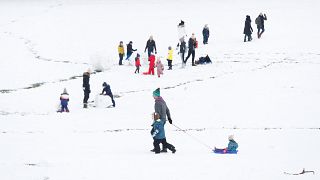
[153,112,160,120]
[63,88,68,94]
[168,46,172,50]
[129,41,132,44]
[228,135,234,141]
[153,88,160,97]
[102,82,107,87]
[137,53,140,57]
[120,41,123,44]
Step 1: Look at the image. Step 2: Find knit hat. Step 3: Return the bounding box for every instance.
[228,135,234,140]
[153,88,160,97]
[102,82,107,87]
[63,88,68,94]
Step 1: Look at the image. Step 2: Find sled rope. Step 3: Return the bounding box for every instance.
[172,123,214,151]
[284,168,315,175]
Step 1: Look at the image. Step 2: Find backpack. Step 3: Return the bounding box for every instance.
[255,17,260,25]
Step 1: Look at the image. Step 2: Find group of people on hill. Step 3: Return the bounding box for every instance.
[243,13,267,42]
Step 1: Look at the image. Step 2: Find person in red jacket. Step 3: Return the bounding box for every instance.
[143,53,156,75]
[134,53,141,73]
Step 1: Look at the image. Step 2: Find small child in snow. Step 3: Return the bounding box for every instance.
[150,112,176,154]
[214,135,238,153]
[167,46,173,70]
[134,53,141,73]
[100,82,115,107]
[59,88,69,112]
[156,57,164,78]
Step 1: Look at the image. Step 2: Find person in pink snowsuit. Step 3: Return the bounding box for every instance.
[156,57,164,78]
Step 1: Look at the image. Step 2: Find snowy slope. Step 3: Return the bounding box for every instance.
[0,0,320,180]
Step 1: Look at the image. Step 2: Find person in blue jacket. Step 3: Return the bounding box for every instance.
[151,112,176,154]
[214,135,238,153]
[100,82,115,107]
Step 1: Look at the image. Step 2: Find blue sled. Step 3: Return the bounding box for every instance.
[213,149,238,154]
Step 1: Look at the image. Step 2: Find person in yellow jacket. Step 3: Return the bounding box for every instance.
[118,41,125,65]
[167,46,173,70]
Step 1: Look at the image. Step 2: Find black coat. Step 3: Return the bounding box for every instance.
[202,28,209,37]
[188,38,196,51]
[102,84,113,96]
[177,41,186,53]
[243,19,253,35]
[127,43,136,53]
[145,40,157,52]
[83,73,90,92]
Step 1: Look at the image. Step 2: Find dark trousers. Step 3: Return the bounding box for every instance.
[147,50,153,57]
[153,138,175,153]
[61,104,69,112]
[244,34,252,42]
[83,91,90,104]
[184,49,195,65]
[126,52,133,60]
[135,66,140,73]
[180,52,185,63]
[119,54,124,65]
[257,26,265,38]
[203,35,209,44]
[167,60,172,70]
[106,93,115,106]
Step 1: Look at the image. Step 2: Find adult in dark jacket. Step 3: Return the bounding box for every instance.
[255,13,267,38]
[152,88,173,152]
[125,41,137,60]
[184,33,197,66]
[243,15,253,42]
[82,69,91,108]
[144,36,157,57]
[100,82,115,107]
[202,24,210,44]
[177,37,186,65]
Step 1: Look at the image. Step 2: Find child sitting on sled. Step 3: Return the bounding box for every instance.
[214,135,238,154]
[58,88,69,112]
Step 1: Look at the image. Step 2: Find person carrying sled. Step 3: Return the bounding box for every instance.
[59,88,69,112]
[144,35,157,57]
[126,41,137,60]
[100,82,115,107]
[243,15,253,42]
[134,53,141,74]
[214,135,238,154]
[118,41,125,65]
[255,13,267,38]
[150,112,176,154]
[156,57,164,78]
[143,53,156,75]
[184,33,197,66]
[167,46,173,70]
[82,69,91,108]
[202,24,210,44]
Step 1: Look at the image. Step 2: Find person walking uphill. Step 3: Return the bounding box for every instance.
[118,41,125,65]
[100,82,115,107]
[202,24,210,44]
[255,13,267,38]
[184,33,197,66]
[126,41,137,60]
[144,36,157,57]
[82,69,91,108]
[151,112,176,154]
[243,15,253,42]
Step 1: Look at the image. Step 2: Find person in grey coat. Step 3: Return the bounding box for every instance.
[255,13,267,38]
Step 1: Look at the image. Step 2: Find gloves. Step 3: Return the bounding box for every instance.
[155,51,157,54]
[168,117,172,124]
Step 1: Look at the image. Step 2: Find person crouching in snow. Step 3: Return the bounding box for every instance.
[156,57,164,78]
[151,112,176,154]
[100,82,115,107]
[134,53,141,73]
[214,135,238,153]
[143,52,155,75]
[59,88,69,112]
[167,46,173,70]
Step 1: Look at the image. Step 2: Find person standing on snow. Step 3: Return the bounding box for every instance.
[100,82,115,107]
[177,37,186,67]
[144,36,157,57]
[184,33,197,66]
[134,53,141,74]
[167,46,173,70]
[143,53,156,75]
[58,88,69,112]
[255,13,267,38]
[126,41,137,60]
[82,69,91,108]
[156,57,164,78]
[118,41,125,65]
[152,88,173,152]
[243,15,253,42]
[202,24,210,44]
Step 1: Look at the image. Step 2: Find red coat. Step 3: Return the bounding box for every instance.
[149,55,155,67]
[135,57,141,66]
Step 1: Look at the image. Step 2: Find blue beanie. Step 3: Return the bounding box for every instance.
[153,88,160,97]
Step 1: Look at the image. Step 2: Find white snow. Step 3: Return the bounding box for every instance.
[0,0,320,179]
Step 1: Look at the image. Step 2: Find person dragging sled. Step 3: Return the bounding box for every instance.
[214,135,238,154]
[83,69,91,108]
[255,13,267,38]
[243,15,253,42]
[151,88,173,152]
[100,82,115,107]
[58,88,69,112]
[150,112,176,154]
